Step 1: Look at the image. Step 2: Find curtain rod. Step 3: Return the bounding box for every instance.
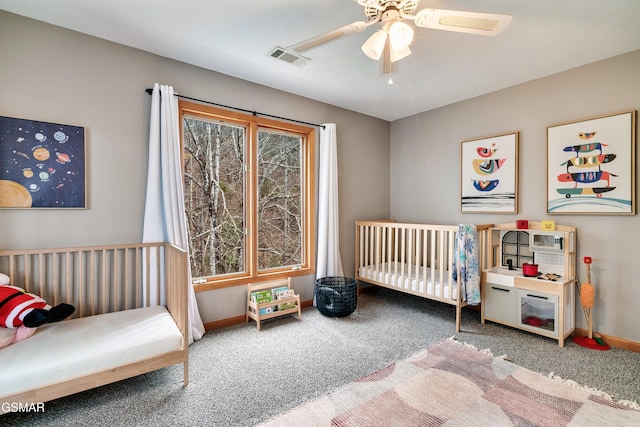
[145,88,324,129]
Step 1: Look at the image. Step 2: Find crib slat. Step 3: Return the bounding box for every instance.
[156,246,162,305]
[89,250,96,316]
[430,230,436,293]
[414,229,421,295]
[77,250,84,318]
[385,226,391,279]
[102,250,108,313]
[123,248,129,309]
[368,225,373,276]
[407,227,413,288]
[64,252,70,310]
[135,247,141,307]
[376,227,381,279]
[393,226,398,282]
[363,225,369,277]
[400,227,405,287]
[144,247,150,307]
[112,249,117,310]
[422,230,428,294]
[375,226,381,274]
[25,255,32,294]
[50,253,56,306]
[357,224,363,276]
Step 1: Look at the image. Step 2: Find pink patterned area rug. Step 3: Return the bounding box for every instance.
[260,338,640,426]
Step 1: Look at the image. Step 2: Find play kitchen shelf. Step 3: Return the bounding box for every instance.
[481,222,577,347]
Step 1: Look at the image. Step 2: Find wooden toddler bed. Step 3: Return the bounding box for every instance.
[0,242,189,413]
[356,221,492,332]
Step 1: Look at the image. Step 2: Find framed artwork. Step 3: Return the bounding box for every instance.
[461,132,518,213]
[547,110,636,215]
[0,116,86,208]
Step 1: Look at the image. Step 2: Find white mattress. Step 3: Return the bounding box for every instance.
[359,262,458,300]
[0,305,183,398]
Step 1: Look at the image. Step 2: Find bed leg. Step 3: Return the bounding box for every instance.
[455,306,461,333]
[183,358,189,386]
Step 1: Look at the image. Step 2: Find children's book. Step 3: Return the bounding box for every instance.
[270,286,290,300]
[250,290,274,315]
[274,289,296,310]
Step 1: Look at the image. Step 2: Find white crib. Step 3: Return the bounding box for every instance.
[356,220,492,332]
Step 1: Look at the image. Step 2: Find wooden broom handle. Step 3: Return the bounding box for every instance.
[584,256,592,284]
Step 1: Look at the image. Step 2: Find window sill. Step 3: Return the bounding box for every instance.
[192,267,314,292]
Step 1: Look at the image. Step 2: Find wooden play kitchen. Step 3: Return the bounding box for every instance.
[481,221,577,347]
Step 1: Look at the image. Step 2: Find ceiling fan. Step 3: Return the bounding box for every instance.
[283,0,512,74]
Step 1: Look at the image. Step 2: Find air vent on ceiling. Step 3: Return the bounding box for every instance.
[269,47,310,66]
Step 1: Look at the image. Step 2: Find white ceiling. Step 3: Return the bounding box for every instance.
[2,0,640,121]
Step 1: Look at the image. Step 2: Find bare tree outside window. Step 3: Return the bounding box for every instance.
[257,130,303,271]
[183,116,246,279]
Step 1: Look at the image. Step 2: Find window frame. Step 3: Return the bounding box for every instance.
[501,230,533,269]
[179,101,315,291]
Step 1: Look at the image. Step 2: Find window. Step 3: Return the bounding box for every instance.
[180,101,315,289]
[501,230,533,269]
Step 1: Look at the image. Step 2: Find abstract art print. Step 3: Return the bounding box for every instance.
[461,132,518,213]
[547,111,636,215]
[0,116,85,208]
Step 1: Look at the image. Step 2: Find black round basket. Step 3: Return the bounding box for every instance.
[315,277,357,317]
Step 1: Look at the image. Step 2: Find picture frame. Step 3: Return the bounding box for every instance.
[0,116,86,209]
[547,110,636,215]
[461,132,518,213]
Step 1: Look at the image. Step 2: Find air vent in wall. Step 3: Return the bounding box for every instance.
[269,47,310,66]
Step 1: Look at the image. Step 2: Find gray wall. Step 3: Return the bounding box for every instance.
[3,11,638,343]
[391,50,640,342]
[0,12,390,324]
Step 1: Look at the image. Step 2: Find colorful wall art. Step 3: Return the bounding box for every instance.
[547,111,636,215]
[461,132,518,213]
[0,116,85,208]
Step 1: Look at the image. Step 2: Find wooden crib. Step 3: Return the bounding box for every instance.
[0,242,189,411]
[355,221,492,332]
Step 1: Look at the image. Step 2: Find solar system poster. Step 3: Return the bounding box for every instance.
[0,116,85,208]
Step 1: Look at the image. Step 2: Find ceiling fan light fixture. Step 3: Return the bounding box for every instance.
[390,46,411,62]
[388,20,414,51]
[362,29,387,60]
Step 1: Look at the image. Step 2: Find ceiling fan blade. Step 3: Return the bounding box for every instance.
[410,8,512,36]
[354,0,379,7]
[290,20,374,53]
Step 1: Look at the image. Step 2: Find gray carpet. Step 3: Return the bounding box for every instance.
[3,288,639,426]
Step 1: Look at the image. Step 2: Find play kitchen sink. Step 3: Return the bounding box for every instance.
[481,222,577,347]
[484,267,518,287]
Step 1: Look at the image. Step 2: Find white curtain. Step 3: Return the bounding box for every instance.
[316,123,344,278]
[143,83,205,343]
